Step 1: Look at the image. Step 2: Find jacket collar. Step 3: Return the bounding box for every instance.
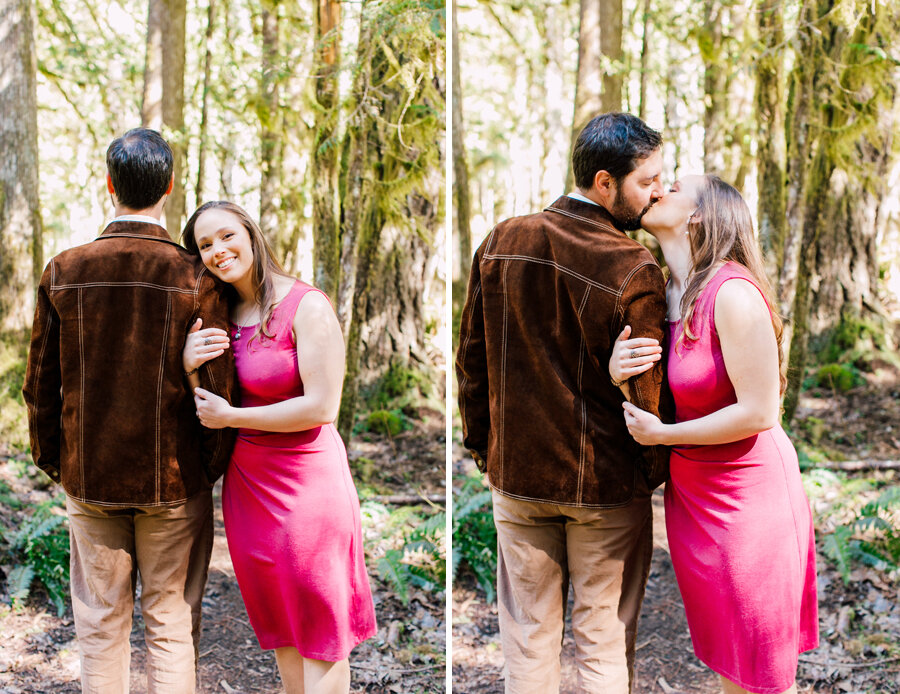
[546,195,625,235]
[98,220,181,248]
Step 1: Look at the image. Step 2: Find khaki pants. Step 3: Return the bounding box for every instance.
[67,491,214,694]
[492,482,653,694]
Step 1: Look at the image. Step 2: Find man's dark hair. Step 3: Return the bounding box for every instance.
[106,128,174,210]
[572,113,662,190]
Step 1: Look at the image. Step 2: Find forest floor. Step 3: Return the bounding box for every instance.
[452,371,900,694]
[0,409,446,694]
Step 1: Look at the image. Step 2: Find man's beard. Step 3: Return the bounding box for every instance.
[609,191,654,231]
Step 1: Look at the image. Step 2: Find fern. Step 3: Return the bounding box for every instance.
[3,499,70,615]
[7,564,35,608]
[452,475,497,602]
[823,484,900,583]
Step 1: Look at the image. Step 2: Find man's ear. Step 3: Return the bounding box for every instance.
[165,173,174,195]
[106,173,115,195]
[592,170,615,206]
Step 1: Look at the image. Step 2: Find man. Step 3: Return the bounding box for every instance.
[23,128,237,693]
[456,112,671,693]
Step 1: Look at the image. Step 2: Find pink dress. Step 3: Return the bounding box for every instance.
[222,280,377,660]
[664,263,818,693]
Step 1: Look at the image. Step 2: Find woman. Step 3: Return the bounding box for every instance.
[181,201,376,694]
[609,175,818,694]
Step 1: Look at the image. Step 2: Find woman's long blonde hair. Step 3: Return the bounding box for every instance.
[679,175,786,393]
[182,201,291,346]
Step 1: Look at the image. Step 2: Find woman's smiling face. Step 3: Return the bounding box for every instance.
[192,208,255,287]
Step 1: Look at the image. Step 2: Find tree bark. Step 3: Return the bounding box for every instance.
[755,0,786,284]
[565,0,602,191]
[0,0,42,331]
[259,0,283,255]
[195,0,216,204]
[141,0,186,232]
[782,0,897,421]
[452,0,472,286]
[311,0,342,300]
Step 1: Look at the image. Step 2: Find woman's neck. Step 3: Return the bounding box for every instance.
[656,232,693,288]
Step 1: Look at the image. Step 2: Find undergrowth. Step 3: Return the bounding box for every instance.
[1,493,70,617]
[452,471,497,602]
[362,500,445,605]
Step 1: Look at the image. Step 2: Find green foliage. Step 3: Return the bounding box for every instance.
[452,473,496,602]
[364,502,445,605]
[362,409,410,437]
[812,363,865,392]
[3,497,70,616]
[822,485,900,584]
[355,361,439,436]
[0,331,30,454]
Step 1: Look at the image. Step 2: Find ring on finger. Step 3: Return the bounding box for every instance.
[204,337,212,346]
[630,349,638,359]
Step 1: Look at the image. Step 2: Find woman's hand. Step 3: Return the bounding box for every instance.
[194,387,234,429]
[609,325,662,384]
[622,401,669,445]
[183,318,230,373]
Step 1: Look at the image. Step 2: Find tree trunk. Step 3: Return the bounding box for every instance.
[195,0,216,204]
[598,0,623,113]
[565,0,601,192]
[0,0,42,331]
[259,0,283,256]
[782,0,897,421]
[452,0,471,286]
[141,0,186,231]
[311,0,341,300]
[754,0,786,284]
[638,0,651,120]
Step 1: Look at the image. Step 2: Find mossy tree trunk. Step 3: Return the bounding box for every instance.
[311,0,341,300]
[259,0,285,255]
[452,0,471,288]
[754,0,786,283]
[141,0,186,232]
[0,0,42,331]
[782,0,899,422]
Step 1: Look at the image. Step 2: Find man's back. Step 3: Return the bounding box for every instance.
[457,195,668,506]
[24,220,236,505]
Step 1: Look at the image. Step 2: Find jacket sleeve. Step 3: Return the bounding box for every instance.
[22,262,63,484]
[194,271,239,484]
[455,244,490,470]
[617,262,673,488]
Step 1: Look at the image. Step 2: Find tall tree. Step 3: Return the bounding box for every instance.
[452,0,472,286]
[783,0,899,421]
[259,0,283,248]
[141,0,187,231]
[0,0,42,331]
[754,0,786,282]
[311,0,342,299]
[195,0,216,204]
[565,0,622,191]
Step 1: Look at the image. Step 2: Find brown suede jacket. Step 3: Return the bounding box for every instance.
[456,196,672,507]
[23,220,238,506]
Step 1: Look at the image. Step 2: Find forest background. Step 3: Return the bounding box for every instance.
[0,0,447,691]
[451,0,900,691]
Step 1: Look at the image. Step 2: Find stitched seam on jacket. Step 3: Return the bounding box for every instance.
[77,288,85,497]
[29,277,55,470]
[457,280,482,443]
[546,206,619,232]
[499,260,510,484]
[575,286,591,505]
[482,253,620,296]
[156,294,172,504]
[51,281,196,294]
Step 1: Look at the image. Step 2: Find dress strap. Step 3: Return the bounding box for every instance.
[269,280,330,337]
